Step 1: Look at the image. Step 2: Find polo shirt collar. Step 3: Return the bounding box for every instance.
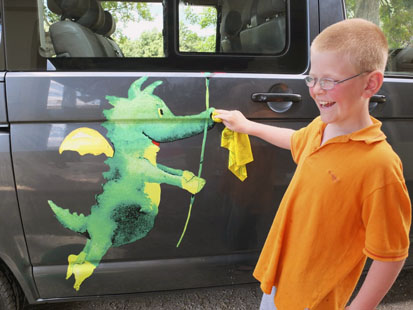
[348,117,386,144]
[317,116,386,146]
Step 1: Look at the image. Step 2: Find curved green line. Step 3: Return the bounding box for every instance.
[176,76,210,247]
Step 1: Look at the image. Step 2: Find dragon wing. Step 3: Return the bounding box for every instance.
[59,127,114,157]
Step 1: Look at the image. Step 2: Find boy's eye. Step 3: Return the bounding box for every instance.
[304,76,316,87]
[158,108,164,117]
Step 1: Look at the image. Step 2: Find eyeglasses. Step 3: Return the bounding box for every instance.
[304,72,367,90]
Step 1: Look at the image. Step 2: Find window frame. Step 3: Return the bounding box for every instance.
[4,0,310,74]
[0,0,5,72]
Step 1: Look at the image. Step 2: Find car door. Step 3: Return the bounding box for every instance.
[0,0,39,304]
[3,0,337,299]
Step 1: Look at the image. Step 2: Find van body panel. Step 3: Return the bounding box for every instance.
[0,0,412,304]
[0,131,38,302]
[7,71,309,297]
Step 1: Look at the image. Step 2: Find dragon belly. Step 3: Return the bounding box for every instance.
[144,182,161,208]
[109,183,160,247]
[111,204,156,247]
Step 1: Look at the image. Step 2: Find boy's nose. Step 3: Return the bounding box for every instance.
[311,82,326,95]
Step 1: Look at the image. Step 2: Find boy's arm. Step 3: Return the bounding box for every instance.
[346,259,405,310]
[214,109,295,150]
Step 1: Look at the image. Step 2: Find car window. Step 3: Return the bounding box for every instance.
[41,0,164,58]
[4,0,306,73]
[178,0,287,55]
[344,0,413,76]
[41,0,288,58]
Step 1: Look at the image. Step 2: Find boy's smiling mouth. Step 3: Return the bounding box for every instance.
[319,101,336,108]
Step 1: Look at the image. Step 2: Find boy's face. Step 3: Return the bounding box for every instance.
[309,48,370,131]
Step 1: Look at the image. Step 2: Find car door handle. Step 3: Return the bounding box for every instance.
[251,92,302,113]
[251,92,302,103]
[369,95,386,112]
[370,94,386,103]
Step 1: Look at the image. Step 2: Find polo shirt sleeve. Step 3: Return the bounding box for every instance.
[291,126,309,164]
[362,180,411,262]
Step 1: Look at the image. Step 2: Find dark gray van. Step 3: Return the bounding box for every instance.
[0,0,412,308]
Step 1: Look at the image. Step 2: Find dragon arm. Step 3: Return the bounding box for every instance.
[143,161,205,195]
[157,164,183,176]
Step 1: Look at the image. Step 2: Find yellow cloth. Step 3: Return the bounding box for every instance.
[212,112,253,181]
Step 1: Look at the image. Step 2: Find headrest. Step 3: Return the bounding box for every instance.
[398,46,413,63]
[257,0,286,18]
[96,11,116,37]
[47,0,62,15]
[48,0,90,20]
[222,11,242,37]
[77,0,105,31]
[48,0,105,31]
[240,0,254,26]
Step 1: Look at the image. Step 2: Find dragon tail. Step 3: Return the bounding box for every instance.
[48,200,88,233]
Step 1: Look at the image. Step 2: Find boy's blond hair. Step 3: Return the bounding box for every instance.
[311,18,388,73]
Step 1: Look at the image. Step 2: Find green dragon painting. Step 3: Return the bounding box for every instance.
[48,77,215,291]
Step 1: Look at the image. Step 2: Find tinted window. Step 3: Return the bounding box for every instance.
[42,0,164,58]
[4,0,308,74]
[178,0,287,55]
[345,0,413,76]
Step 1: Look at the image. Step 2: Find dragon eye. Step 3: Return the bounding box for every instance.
[158,108,164,118]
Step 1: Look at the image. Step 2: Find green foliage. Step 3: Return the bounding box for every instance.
[179,22,215,53]
[179,6,217,53]
[345,0,356,18]
[380,0,413,48]
[183,6,217,29]
[101,2,153,23]
[119,30,164,57]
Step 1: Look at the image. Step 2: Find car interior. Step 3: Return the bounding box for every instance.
[44,0,287,57]
[46,0,123,57]
[42,0,412,74]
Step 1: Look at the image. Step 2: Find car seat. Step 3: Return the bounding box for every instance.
[48,0,123,57]
[395,46,413,73]
[239,0,286,54]
[220,11,243,52]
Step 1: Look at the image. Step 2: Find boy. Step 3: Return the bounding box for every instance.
[214,19,411,309]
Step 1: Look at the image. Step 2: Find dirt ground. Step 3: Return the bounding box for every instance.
[25,268,413,310]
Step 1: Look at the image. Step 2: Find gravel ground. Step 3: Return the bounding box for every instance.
[25,268,413,310]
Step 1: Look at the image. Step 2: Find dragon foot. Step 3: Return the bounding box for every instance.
[66,253,96,291]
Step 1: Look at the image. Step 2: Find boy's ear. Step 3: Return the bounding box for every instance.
[363,71,384,98]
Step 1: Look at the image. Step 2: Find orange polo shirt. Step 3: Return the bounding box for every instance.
[253,117,411,310]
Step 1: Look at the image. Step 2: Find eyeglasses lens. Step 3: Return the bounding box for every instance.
[320,79,335,90]
[305,76,315,87]
[305,77,335,90]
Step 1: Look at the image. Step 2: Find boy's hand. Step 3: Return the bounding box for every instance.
[213,109,252,134]
[214,109,295,150]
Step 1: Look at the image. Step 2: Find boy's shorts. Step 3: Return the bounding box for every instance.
[259,286,277,310]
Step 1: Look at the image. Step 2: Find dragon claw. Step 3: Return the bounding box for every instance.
[182,171,206,194]
[66,253,95,290]
[66,254,77,279]
[72,261,96,291]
